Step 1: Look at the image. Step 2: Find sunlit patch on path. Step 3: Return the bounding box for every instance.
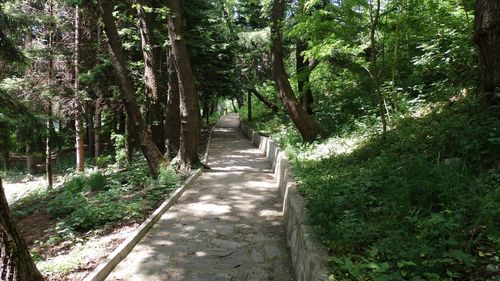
[106,114,293,281]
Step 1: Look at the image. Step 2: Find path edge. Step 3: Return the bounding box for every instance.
[83,124,216,281]
[82,169,202,281]
[240,122,330,281]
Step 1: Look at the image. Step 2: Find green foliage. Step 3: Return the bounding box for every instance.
[295,97,499,280]
[95,155,113,168]
[156,165,180,187]
[87,172,106,191]
[252,94,500,280]
[111,133,128,166]
[47,190,87,218]
[13,157,181,232]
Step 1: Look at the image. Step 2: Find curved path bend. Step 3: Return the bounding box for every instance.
[107,114,293,281]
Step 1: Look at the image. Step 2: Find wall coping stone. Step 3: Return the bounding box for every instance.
[240,122,330,281]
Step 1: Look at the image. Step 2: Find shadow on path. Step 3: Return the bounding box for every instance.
[106,114,293,281]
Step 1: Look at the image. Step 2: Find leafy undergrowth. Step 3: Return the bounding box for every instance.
[247,96,500,280]
[11,156,181,277]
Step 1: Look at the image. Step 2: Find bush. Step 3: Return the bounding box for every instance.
[255,95,500,280]
[111,133,128,166]
[157,166,181,188]
[47,191,86,218]
[63,175,86,193]
[87,172,107,191]
[95,155,113,168]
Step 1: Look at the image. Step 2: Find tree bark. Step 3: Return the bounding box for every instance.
[25,144,37,175]
[166,0,201,170]
[0,123,9,171]
[296,40,313,114]
[94,102,102,158]
[136,0,165,152]
[0,178,44,281]
[87,103,96,158]
[248,87,279,113]
[46,102,53,189]
[370,0,387,137]
[98,0,164,178]
[271,0,322,142]
[247,90,252,121]
[46,0,54,189]
[75,5,85,172]
[125,113,136,163]
[165,49,181,160]
[75,114,85,172]
[474,0,500,103]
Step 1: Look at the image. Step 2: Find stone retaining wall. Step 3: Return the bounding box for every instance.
[240,122,330,281]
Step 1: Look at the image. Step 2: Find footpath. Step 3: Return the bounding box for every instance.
[106,114,293,281]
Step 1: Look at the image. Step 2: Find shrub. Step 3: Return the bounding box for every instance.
[47,191,86,218]
[64,175,86,193]
[157,166,181,188]
[95,155,113,168]
[87,172,107,191]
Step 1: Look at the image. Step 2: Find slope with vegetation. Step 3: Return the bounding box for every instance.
[238,0,500,280]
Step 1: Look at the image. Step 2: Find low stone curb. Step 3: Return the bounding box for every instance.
[82,169,202,281]
[240,122,330,281]
[84,123,216,281]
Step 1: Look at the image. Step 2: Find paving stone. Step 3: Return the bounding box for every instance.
[106,114,293,281]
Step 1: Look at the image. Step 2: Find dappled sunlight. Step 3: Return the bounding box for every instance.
[185,202,231,216]
[297,134,365,161]
[106,114,292,280]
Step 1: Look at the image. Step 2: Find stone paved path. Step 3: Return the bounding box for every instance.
[106,114,293,281]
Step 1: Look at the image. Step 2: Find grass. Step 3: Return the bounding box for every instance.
[245,95,500,281]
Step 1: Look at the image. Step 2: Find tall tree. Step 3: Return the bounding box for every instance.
[165,49,181,159]
[98,0,165,177]
[474,0,500,104]
[0,122,8,171]
[0,178,44,281]
[369,0,387,136]
[136,0,165,152]
[271,0,322,142]
[295,0,314,115]
[45,0,54,189]
[74,5,85,172]
[166,0,201,170]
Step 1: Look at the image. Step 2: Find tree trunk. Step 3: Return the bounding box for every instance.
[87,105,95,158]
[370,0,387,137]
[46,102,53,189]
[94,102,102,158]
[165,49,181,160]
[210,95,218,115]
[25,145,37,175]
[271,0,322,142]
[75,5,85,172]
[248,87,279,113]
[166,0,201,171]
[98,0,164,178]
[296,40,314,115]
[247,90,252,121]
[0,123,9,171]
[46,0,54,189]
[0,178,44,281]
[390,4,402,112]
[203,94,210,125]
[125,113,136,163]
[75,116,85,172]
[474,0,500,103]
[136,0,165,152]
